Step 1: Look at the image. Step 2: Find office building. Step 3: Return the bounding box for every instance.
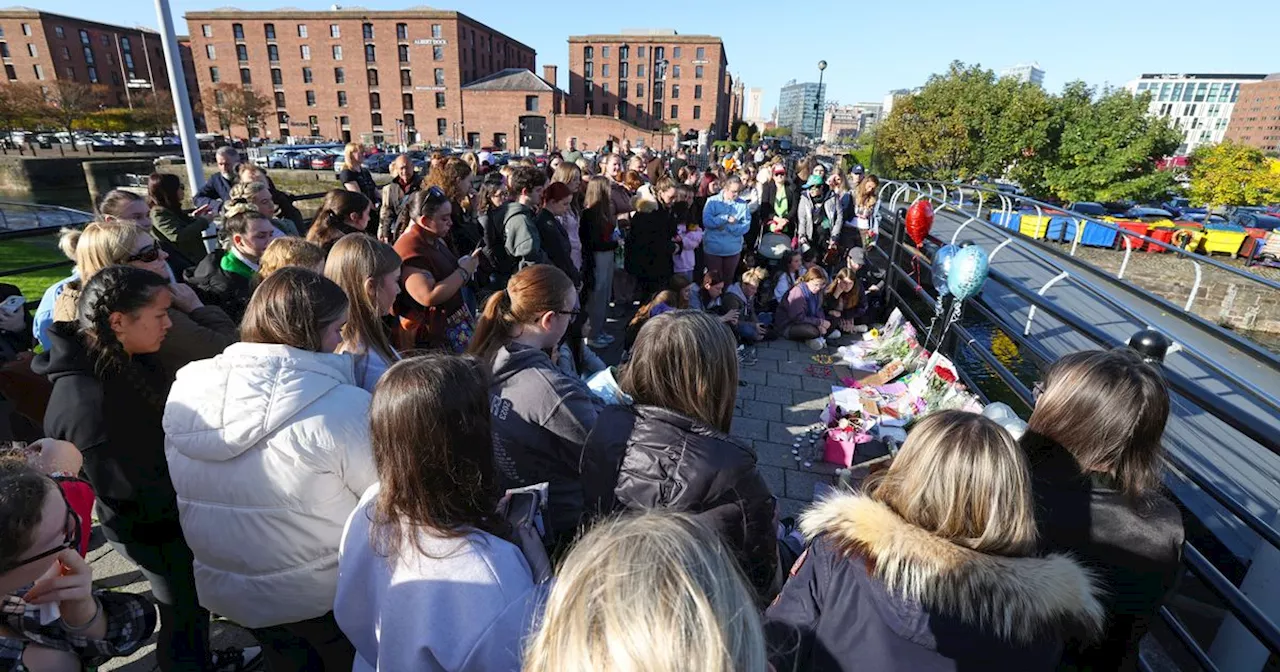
[1000,63,1045,87]
[567,30,732,140]
[822,102,882,144]
[777,80,824,138]
[185,7,535,142]
[0,8,174,108]
[1223,74,1280,153]
[1126,73,1267,155]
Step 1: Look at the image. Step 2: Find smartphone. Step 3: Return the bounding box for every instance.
[0,295,25,314]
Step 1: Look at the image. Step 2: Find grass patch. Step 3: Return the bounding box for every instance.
[0,235,72,302]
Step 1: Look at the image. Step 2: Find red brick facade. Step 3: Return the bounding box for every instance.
[1224,75,1280,153]
[184,8,535,142]
[0,9,173,108]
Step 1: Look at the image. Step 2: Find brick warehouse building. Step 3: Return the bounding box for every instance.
[0,8,173,108]
[567,30,733,142]
[1224,73,1280,153]
[184,7,535,143]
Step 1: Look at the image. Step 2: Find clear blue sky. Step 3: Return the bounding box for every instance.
[50,0,1280,114]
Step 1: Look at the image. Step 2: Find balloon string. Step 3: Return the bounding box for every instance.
[934,299,965,349]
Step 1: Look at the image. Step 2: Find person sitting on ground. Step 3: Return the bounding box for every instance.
[228,180,300,237]
[466,264,602,553]
[624,274,692,350]
[534,181,582,287]
[772,249,803,307]
[324,234,402,392]
[723,266,770,347]
[688,269,740,332]
[392,187,480,352]
[378,154,422,242]
[164,268,376,672]
[237,163,305,232]
[335,354,545,672]
[823,266,870,339]
[774,266,831,351]
[524,511,769,672]
[766,410,1106,672]
[258,236,326,281]
[1022,348,1184,672]
[844,247,885,323]
[148,172,214,263]
[582,310,780,603]
[306,189,373,255]
[0,458,158,671]
[186,201,282,322]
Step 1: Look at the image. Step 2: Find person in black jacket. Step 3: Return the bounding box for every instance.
[766,410,1105,672]
[534,181,582,287]
[624,177,679,303]
[33,266,258,672]
[185,203,281,322]
[581,309,780,604]
[758,164,800,239]
[580,177,619,349]
[1023,348,1184,672]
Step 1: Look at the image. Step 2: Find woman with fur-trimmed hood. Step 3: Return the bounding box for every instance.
[765,411,1105,671]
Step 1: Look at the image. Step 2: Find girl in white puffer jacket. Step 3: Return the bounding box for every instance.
[163,268,376,672]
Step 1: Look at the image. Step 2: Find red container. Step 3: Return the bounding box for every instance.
[1114,221,1150,250]
[1241,227,1269,258]
[1145,227,1175,253]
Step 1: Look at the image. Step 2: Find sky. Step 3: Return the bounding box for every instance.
[47,0,1280,115]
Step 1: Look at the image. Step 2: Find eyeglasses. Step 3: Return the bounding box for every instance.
[126,243,163,263]
[555,307,581,319]
[1032,380,1045,402]
[0,477,81,574]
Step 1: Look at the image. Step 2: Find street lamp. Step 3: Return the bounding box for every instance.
[815,60,827,141]
[334,116,339,141]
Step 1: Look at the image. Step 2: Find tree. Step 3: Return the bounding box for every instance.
[734,123,750,143]
[762,126,791,138]
[0,82,48,135]
[211,83,272,138]
[1188,141,1280,208]
[43,82,108,135]
[134,92,177,134]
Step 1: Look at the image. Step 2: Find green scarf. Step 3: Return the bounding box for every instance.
[775,191,789,218]
[220,250,256,280]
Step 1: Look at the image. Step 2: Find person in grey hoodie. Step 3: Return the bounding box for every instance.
[467,264,603,552]
[336,354,545,672]
[497,166,549,280]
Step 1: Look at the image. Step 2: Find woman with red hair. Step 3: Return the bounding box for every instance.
[534,181,582,287]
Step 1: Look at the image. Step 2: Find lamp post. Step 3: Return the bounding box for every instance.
[333,116,339,142]
[815,60,827,142]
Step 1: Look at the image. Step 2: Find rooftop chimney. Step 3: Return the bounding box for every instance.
[543,65,558,88]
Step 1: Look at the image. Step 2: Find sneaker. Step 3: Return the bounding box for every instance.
[827,329,842,340]
[806,337,826,351]
[744,347,759,366]
[211,647,264,671]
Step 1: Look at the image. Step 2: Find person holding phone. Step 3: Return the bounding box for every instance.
[392,187,481,352]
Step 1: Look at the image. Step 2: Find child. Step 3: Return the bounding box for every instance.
[672,185,703,281]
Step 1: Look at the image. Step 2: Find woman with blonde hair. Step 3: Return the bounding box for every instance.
[258,237,326,280]
[324,234,401,391]
[338,143,380,207]
[229,180,299,236]
[1023,348,1183,671]
[237,163,305,231]
[766,410,1105,671]
[582,310,779,602]
[774,265,832,350]
[377,154,421,241]
[525,511,769,672]
[551,161,585,273]
[854,173,881,235]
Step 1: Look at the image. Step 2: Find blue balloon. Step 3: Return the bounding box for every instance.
[947,245,990,301]
[932,245,959,297]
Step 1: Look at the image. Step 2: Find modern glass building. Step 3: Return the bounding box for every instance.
[1126,73,1267,155]
[777,79,824,139]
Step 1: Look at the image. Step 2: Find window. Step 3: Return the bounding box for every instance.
[398,45,409,63]
[302,66,313,83]
[673,65,681,78]
[337,91,348,106]
[209,66,220,83]
[26,44,35,57]
[695,66,703,79]
[32,64,43,80]
[232,23,244,40]
[215,91,226,106]
[277,111,288,125]
[638,46,646,57]
[206,44,216,59]
[367,68,379,85]
[362,23,373,40]
[696,47,705,60]
[233,43,247,61]
[271,68,282,85]
[0,43,7,58]
[620,62,628,78]
[619,82,628,99]
[670,84,677,98]
[525,95,538,112]
[297,24,308,38]
[584,62,593,78]
[602,83,609,93]
[437,118,447,136]
[669,104,677,117]
[400,69,411,86]
[431,24,442,39]
[83,46,94,64]
[404,113,415,129]
[584,46,593,60]
[602,46,610,58]
[100,34,108,46]
[334,67,344,83]
[79,29,88,45]
[87,66,96,82]
[619,45,629,60]
[637,65,645,77]
[619,101,628,119]
[637,83,644,98]
[274,91,285,107]
[306,90,316,106]
[694,84,702,99]
[396,23,408,40]
[402,93,414,109]
[5,65,16,80]
[673,47,681,58]
[332,45,343,60]
[265,23,276,40]
[371,112,382,127]
[602,64,609,77]
[364,44,376,62]
[340,115,349,126]
[693,105,701,120]
[602,103,610,116]
[21,23,31,36]
[267,44,279,61]
[330,24,340,38]
[370,92,380,109]
[64,66,74,80]
[434,68,444,86]
[202,24,213,37]
[433,45,444,61]
[240,68,251,84]
[300,45,310,60]
[435,92,445,108]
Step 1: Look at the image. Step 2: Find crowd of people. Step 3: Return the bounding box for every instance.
[0,140,1185,672]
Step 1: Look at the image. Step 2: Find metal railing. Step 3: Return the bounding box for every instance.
[869,188,1280,671]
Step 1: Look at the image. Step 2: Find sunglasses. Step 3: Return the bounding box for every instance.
[126,243,163,263]
[1,477,81,574]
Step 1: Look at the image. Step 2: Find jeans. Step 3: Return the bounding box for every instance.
[248,612,355,672]
[586,250,614,339]
[703,252,741,283]
[110,535,210,672]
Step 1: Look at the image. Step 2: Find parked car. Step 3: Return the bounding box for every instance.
[269,150,301,169]
[310,152,338,170]
[362,154,395,173]
[1067,202,1108,218]
[1121,207,1175,223]
[287,149,319,169]
[1231,213,1280,231]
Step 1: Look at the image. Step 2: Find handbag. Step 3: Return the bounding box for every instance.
[398,301,475,353]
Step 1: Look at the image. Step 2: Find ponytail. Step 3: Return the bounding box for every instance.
[76,265,171,410]
[466,265,574,363]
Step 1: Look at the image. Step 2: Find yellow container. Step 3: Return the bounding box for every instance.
[1018,214,1051,239]
[1202,230,1248,257]
[1146,219,1176,229]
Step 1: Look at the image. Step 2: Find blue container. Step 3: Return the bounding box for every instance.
[1205,222,1246,232]
[1079,220,1118,248]
[989,211,1021,230]
[1046,216,1079,243]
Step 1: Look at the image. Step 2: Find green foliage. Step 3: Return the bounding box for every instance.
[842,148,873,172]
[43,82,109,134]
[712,140,747,151]
[734,124,750,143]
[750,131,761,145]
[762,126,791,138]
[1188,141,1280,207]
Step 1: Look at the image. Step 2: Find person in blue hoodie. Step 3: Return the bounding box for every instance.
[700,175,751,283]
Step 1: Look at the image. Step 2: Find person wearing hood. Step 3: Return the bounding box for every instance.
[766,410,1106,672]
[797,174,840,259]
[625,177,680,302]
[36,266,260,672]
[581,310,780,604]
[185,202,282,322]
[467,264,602,553]
[700,176,750,283]
[164,268,375,672]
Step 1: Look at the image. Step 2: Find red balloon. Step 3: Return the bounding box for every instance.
[905,200,934,246]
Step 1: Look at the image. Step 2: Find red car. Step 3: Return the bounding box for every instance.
[310,153,336,170]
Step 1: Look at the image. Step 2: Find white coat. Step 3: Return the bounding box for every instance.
[163,342,377,628]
